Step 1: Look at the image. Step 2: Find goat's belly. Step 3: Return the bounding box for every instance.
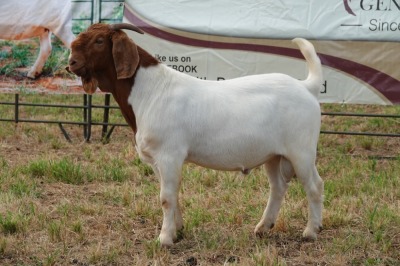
[0,25,46,39]
[186,145,276,172]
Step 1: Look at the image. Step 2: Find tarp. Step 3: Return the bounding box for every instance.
[1,0,399,104]
[124,0,400,105]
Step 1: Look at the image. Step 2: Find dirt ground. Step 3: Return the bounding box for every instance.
[1,116,399,265]
[0,66,90,95]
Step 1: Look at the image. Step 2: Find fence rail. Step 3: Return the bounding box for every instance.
[0,93,399,141]
[320,112,400,138]
[0,94,127,142]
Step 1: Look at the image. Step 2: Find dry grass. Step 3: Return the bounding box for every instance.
[0,97,399,265]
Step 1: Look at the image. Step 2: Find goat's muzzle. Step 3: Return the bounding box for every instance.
[67,58,79,73]
[67,57,98,94]
[67,57,87,77]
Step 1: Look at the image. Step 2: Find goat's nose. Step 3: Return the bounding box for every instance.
[69,58,77,66]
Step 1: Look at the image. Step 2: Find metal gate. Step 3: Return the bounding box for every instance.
[71,0,124,34]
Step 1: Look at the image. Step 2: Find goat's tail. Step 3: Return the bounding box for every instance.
[292,38,323,98]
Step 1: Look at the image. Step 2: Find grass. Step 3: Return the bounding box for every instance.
[0,212,19,235]
[0,37,70,78]
[0,42,33,76]
[0,94,399,264]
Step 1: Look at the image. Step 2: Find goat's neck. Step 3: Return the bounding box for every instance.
[111,78,137,133]
[129,64,176,116]
[93,47,160,133]
[95,47,164,134]
[95,69,138,133]
[95,70,118,92]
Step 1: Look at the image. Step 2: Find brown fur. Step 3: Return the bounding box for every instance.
[68,23,159,133]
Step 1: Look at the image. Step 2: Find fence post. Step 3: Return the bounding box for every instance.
[102,94,111,138]
[83,94,88,139]
[83,94,93,141]
[85,94,92,142]
[14,94,19,124]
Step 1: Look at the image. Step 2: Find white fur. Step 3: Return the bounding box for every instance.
[0,0,74,78]
[130,38,324,246]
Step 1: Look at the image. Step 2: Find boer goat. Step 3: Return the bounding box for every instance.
[68,23,324,247]
[0,0,75,78]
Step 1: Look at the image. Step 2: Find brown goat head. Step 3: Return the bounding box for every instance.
[68,23,144,94]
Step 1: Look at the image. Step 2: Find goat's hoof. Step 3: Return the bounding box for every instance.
[254,223,273,238]
[255,231,267,238]
[254,225,265,237]
[27,68,43,79]
[159,239,174,248]
[302,227,318,241]
[159,234,174,247]
[27,74,39,79]
[27,72,36,79]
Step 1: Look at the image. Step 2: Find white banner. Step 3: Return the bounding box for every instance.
[124,0,400,104]
[127,0,400,42]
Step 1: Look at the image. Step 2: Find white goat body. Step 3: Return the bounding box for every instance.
[134,68,320,171]
[130,39,323,246]
[68,25,323,247]
[0,0,74,78]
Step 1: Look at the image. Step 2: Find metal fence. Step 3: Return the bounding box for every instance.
[321,112,400,138]
[0,94,126,142]
[0,93,399,142]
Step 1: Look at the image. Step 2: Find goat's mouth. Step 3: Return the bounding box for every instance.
[67,64,87,77]
[66,65,98,94]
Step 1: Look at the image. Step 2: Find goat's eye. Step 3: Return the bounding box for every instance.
[95,38,104,45]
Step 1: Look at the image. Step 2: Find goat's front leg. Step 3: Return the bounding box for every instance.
[28,29,52,79]
[155,158,183,247]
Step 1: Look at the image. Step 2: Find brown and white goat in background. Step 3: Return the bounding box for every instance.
[0,0,75,78]
[67,23,324,247]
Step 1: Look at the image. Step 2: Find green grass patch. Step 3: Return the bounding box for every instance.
[0,103,399,264]
[0,212,19,235]
[0,42,33,76]
[23,158,89,184]
[0,38,71,78]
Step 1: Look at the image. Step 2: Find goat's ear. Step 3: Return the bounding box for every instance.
[111,31,139,79]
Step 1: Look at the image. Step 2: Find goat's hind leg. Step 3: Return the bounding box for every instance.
[254,156,294,236]
[293,161,323,240]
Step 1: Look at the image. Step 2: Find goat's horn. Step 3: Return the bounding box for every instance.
[109,23,144,34]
